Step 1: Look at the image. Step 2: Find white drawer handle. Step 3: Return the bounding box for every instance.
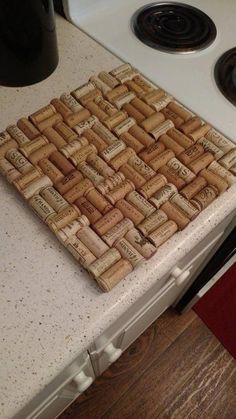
[170,266,190,286]
[103,343,122,363]
[72,371,93,393]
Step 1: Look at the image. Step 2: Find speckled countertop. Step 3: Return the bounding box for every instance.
[0,15,236,419]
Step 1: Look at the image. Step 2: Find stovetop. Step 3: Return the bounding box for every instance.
[63,0,236,142]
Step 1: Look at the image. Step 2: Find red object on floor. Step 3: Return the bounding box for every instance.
[194,262,236,359]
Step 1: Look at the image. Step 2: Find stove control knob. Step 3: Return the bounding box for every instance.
[104,343,122,363]
[72,371,93,393]
[170,266,190,286]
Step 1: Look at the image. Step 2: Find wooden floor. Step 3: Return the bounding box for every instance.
[59,309,236,419]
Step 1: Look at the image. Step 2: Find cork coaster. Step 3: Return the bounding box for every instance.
[1,63,235,292]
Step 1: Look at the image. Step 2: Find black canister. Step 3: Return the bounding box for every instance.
[0,0,59,86]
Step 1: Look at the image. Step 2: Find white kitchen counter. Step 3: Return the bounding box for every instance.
[0,15,235,419]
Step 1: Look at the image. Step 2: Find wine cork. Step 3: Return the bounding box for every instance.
[125,80,144,96]
[167,102,192,122]
[159,134,184,156]
[110,63,132,76]
[0,131,11,145]
[133,75,154,92]
[189,123,211,141]
[120,132,144,153]
[49,151,75,175]
[60,138,88,158]
[129,125,155,147]
[85,101,108,121]
[180,176,207,200]
[113,117,136,137]
[28,143,57,165]
[102,218,134,247]
[77,226,109,257]
[218,148,236,169]
[92,208,124,236]
[54,122,78,142]
[6,125,30,146]
[90,76,112,94]
[167,128,195,149]
[197,137,224,160]
[119,163,146,188]
[83,129,107,152]
[88,248,121,278]
[199,169,229,193]
[230,164,236,175]
[150,120,175,140]
[87,153,115,177]
[63,178,94,204]
[0,139,19,158]
[188,152,215,174]
[48,206,80,232]
[66,236,96,268]
[105,85,129,102]
[115,199,144,226]
[131,97,155,117]
[37,113,63,132]
[208,161,236,186]
[138,209,168,236]
[139,142,166,163]
[13,168,42,191]
[50,98,72,120]
[60,93,83,112]
[128,155,156,180]
[78,161,104,185]
[205,128,234,153]
[167,157,196,183]
[79,88,102,106]
[139,174,167,199]
[109,147,136,171]
[125,228,156,259]
[69,144,98,166]
[97,259,133,291]
[178,144,205,165]
[43,127,67,149]
[170,193,199,220]
[106,180,135,204]
[74,196,102,224]
[93,121,117,145]
[158,166,186,190]
[40,186,69,212]
[0,158,21,183]
[94,96,117,116]
[161,108,184,129]
[38,159,64,184]
[151,94,172,112]
[114,237,144,267]
[64,109,91,129]
[149,183,178,208]
[97,172,125,194]
[161,201,190,230]
[100,140,126,162]
[190,186,218,210]
[17,118,40,140]
[103,111,128,130]
[179,117,202,135]
[29,194,56,222]
[84,188,113,214]
[122,103,145,124]
[21,175,53,200]
[29,104,56,125]
[140,112,165,133]
[56,216,90,242]
[6,149,33,174]
[126,190,155,216]
[19,136,48,158]
[73,115,98,136]
[148,220,178,248]
[113,92,136,110]
[72,82,96,100]
[149,149,175,171]
[115,69,138,83]
[142,89,165,105]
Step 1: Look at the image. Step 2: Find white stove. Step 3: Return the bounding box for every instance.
[63,0,236,142]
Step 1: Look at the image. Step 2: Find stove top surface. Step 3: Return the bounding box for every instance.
[64,0,236,142]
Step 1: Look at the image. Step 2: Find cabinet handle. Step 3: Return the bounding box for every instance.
[72,371,93,393]
[103,343,122,363]
[170,266,190,286]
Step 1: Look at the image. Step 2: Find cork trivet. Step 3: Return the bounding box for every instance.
[122,103,145,124]
[128,154,156,180]
[60,93,83,112]
[149,149,175,171]
[113,92,136,110]
[77,226,109,258]
[167,128,195,149]
[54,122,78,142]
[178,144,205,165]
[85,100,108,121]
[51,98,72,120]
[43,127,67,149]
[97,259,133,292]
[205,128,234,153]
[161,108,184,129]
[151,94,172,112]
[180,176,207,200]
[66,235,96,268]
[60,138,88,159]
[21,175,53,200]
[112,117,136,137]
[126,190,156,217]
[0,131,11,145]
[40,186,69,212]
[199,168,229,193]
[84,188,113,214]
[167,157,196,183]
[69,144,97,166]
[188,152,215,174]
[74,196,102,224]
[93,121,118,145]
[6,149,34,174]
[114,237,144,267]
[148,220,178,247]
[96,172,125,194]
[106,180,135,204]
[37,113,63,132]
[138,209,168,236]
[63,178,94,204]
[125,80,144,97]
[78,161,104,186]
[109,147,136,171]
[218,148,236,169]
[6,125,30,146]
[139,174,167,199]
[100,140,126,162]
[17,118,40,140]
[87,154,115,178]
[102,218,134,246]
[169,193,199,220]
[125,228,156,259]
[28,143,57,165]
[94,96,117,116]
[189,123,211,141]
[0,139,19,158]
[208,161,236,186]
[48,206,80,232]
[98,71,120,88]
[105,84,128,102]
[129,125,155,147]
[157,165,186,190]
[0,158,21,183]
[29,104,56,125]
[160,201,190,230]
[149,183,178,208]
[72,82,95,100]
[120,132,144,153]
[115,199,144,226]
[119,163,146,188]
[140,112,165,133]
[142,89,165,105]
[53,170,83,195]
[179,116,202,135]
[139,141,166,163]
[92,208,123,236]
[167,101,192,122]
[90,75,111,94]
[197,137,224,160]
[13,168,43,191]
[131,97,155,117]
[83,128,107,152]
[29,194,56,222]
[190,186,218,210]
[150,119,174,140]
[103,111,128,130]
[56,216,90,242]
[19,136,48,158]
[159,134,184,156]
[133,75,154,92]
[88,248,121,278]
[49,151,75,175]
